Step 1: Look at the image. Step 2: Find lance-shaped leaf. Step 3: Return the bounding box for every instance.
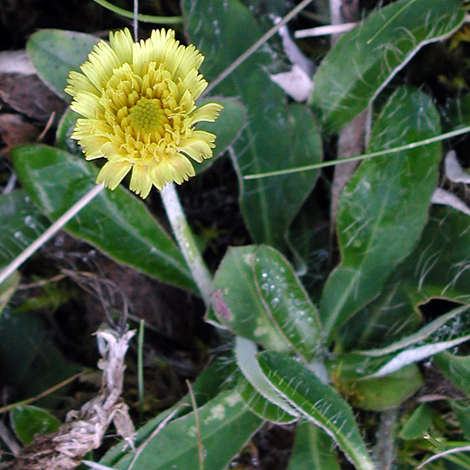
[310,0,465,133]
[0,271,20,318]
[11,144,196,292]
[182,0,322,253]
[210,246,290,352]
[0,190,50,270]
[235,336,298,423]
[328,353,423,411]
[433,352,470,397]
[332,302,470,382]
[235,336,299,422]
[340,205,470,351]
[339,206,470,351]
[258,351,376,470]
[360,304,470,358]
[320,87,442,342]
[287,422,341,470]
[253,245,322,360]
[211,245,322,358]
[399,404,432,441]
[11,405,61,445]
[101,358,237,466]
[400,206,470,302]
[27,29,99,100]
[111,390,263,470]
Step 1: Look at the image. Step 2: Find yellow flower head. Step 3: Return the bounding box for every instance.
[65,28,223,198]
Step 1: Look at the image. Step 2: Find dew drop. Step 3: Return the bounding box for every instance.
[24,215,36,229]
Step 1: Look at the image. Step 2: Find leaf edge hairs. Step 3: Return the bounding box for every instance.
[65,28,223,199]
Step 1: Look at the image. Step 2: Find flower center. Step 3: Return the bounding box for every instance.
[128,97,166,135]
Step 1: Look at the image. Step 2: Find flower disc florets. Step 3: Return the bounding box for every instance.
[65,28,223,198]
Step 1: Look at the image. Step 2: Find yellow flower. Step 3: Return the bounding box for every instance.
[65,28,223,198]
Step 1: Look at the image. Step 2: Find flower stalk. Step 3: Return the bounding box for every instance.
[160,183,212,306]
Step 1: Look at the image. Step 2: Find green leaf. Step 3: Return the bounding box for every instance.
[310,0,465,133]
[0,311,79,403]
[434,352,470,397]
[0,190,51,270]
[0,271,20,318]
[442,94,470,132]
[360,305,470,358]
[238,374,296,423]
[337,280,422,351]
[342,205,470,351]
[258,351,376,470]
[372,337,470,379]
[398,404,432,441]
[287,422,341,470]
[401,206,470,301]
[112,390,263,470]
[210,246,290,351]
[27,29,99,100]
[101,358,237,466]
[235,336,298,422]
[11,405,61,445]
[183,0,322,253]
[451,401,470,441]
[253,245,322,360]
[329,355,423,411]
[11,144,196,293]
[55,109,81,154]
[320,87,442,341]
[211,245,322,357]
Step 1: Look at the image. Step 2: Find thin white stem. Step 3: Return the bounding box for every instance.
[133,0,139,40]
[0,184,104,285]
[244,125,470,180]
[160,183,212,306]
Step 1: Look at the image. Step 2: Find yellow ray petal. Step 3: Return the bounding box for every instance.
[109,28,134,64]
[189,102,224,124]
[96,160,132,190]
[71,92,102,119]
[129,163,153,198]
[178,130,216,162]
[65,71,98,97]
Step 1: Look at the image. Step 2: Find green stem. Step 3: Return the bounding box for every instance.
[160,183,212,306]
[90,0,183,24]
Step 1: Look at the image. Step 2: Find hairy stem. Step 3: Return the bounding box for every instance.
[160,183,212,306]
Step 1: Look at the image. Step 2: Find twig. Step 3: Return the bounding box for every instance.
[187,380,204,470]
[0,184,104,286]
[0,372,84,415]
[137,319,145,423]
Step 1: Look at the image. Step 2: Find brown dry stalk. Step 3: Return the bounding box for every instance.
[0,327,135,470]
